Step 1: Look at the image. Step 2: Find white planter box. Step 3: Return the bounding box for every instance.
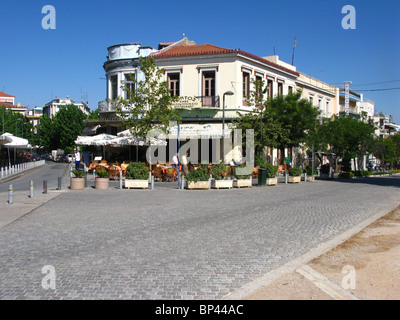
[186,181,210,190]
[289,176,301,183]
[211,179,233,189]
[125,179,149,189]
[233,179,252,188]
[266,177,278,186]
[306,176,315,181]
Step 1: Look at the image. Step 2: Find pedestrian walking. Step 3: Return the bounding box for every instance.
[74,148,81,171]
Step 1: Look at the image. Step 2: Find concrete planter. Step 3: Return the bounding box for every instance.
[233,179,252,188]
[125,179,149,189]
[70,177,85,190]
[211,179,233,189]
[95,177,109,190]
[186,180,210,190]
[288,176,301,183]
[306,176,315,181]
[266,177,278,186]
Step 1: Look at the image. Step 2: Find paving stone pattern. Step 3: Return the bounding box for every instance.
[0,176,399,299]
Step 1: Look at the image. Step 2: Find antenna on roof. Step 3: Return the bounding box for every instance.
[292,37,296,66]
[273,46,276,55]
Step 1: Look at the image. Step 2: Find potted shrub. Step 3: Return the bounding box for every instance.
[70,170,86,190]
[185,165,210,190]
[210,163,233,189]
[125,162,149,189]
[95,169,110,190]
[304,165,317,181]
[288,167,302,183]
[264,163,278,186]
[232,163,253,188]
[320,164,330,179]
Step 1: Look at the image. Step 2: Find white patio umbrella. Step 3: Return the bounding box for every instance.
[0,133,13,145]
[1,132,30,165]
[75,133,117,146]
[112,129,167,146]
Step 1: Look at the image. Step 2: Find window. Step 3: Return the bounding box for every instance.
[110,75,118,100]
[309,95,314,105]
[124,73,135,99]
[243,72,250,98]
[168,73,180,97]
[202,71,216,107]
[326,100,331,117]
[288,86,293,94]
[277,82,283,96]
[255,75,263,102]
[267,79,273,98]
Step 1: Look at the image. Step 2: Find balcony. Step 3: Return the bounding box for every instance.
[172,96,220,109]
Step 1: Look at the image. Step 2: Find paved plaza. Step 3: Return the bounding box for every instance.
[0,164,399,300]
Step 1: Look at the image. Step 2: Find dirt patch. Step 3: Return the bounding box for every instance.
[247,206,400,300]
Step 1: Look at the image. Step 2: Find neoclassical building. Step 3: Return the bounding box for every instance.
[92,37,344,165]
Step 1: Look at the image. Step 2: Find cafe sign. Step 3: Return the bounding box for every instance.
[173,96,202,109]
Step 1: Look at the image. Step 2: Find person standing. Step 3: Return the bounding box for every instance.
[181,152,189,175]
[172,153,179,169]
[74,148,81,171]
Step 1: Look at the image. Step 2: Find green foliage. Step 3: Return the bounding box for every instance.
[210,163,230,180]
[125,162,149,180]
[186,165,209,182]
[233,163,253,179]
[304,165,317,176]
[115,56,181,138]
[373,136,398,165]
[235,87,319,160]
[96,169,110,178]
[71,170,86,178]
[37,104,85,151]
[258,160,278,178]
[288,168,302,176]
[0,105,34,143]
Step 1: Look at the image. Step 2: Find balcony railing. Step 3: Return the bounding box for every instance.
[99,96,221,113]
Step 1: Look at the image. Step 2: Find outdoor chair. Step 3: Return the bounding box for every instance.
[164,167,176,182]
[152,166,163,182]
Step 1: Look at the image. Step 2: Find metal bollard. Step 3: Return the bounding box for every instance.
[43,180,47,194]
[151,175,154,190]
[181,175,185,189]
[84,175,87,188]
[119,171,123,189]
[29,180,34,198]
[8,184,14,204]
[58,177,62,190]
[285,174,288,184]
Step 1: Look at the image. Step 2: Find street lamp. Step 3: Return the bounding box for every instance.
[2,108,9,134]
[222,91,234,163]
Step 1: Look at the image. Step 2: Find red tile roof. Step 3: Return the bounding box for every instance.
[0,91,15,97]
[152,43,299,76]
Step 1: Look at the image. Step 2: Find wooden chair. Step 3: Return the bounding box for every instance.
[164,167,176,182]
[153,166,163,182]
[108,165,120,180]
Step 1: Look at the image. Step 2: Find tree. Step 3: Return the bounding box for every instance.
[38,114,56,151]
[373,135,398,168]
[53,104,86,153]
[236,82,319,165]
[322,114,375,171]
[115,56,181,138]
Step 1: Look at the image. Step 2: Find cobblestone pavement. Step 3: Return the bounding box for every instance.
[0,174,399,299]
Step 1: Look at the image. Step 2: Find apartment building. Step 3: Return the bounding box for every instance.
[43,96,90,118]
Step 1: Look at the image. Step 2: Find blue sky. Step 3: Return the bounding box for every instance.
[1,0,399,122]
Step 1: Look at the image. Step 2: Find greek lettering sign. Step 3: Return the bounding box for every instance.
[343,81,352,114]
[173,96,202,109]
